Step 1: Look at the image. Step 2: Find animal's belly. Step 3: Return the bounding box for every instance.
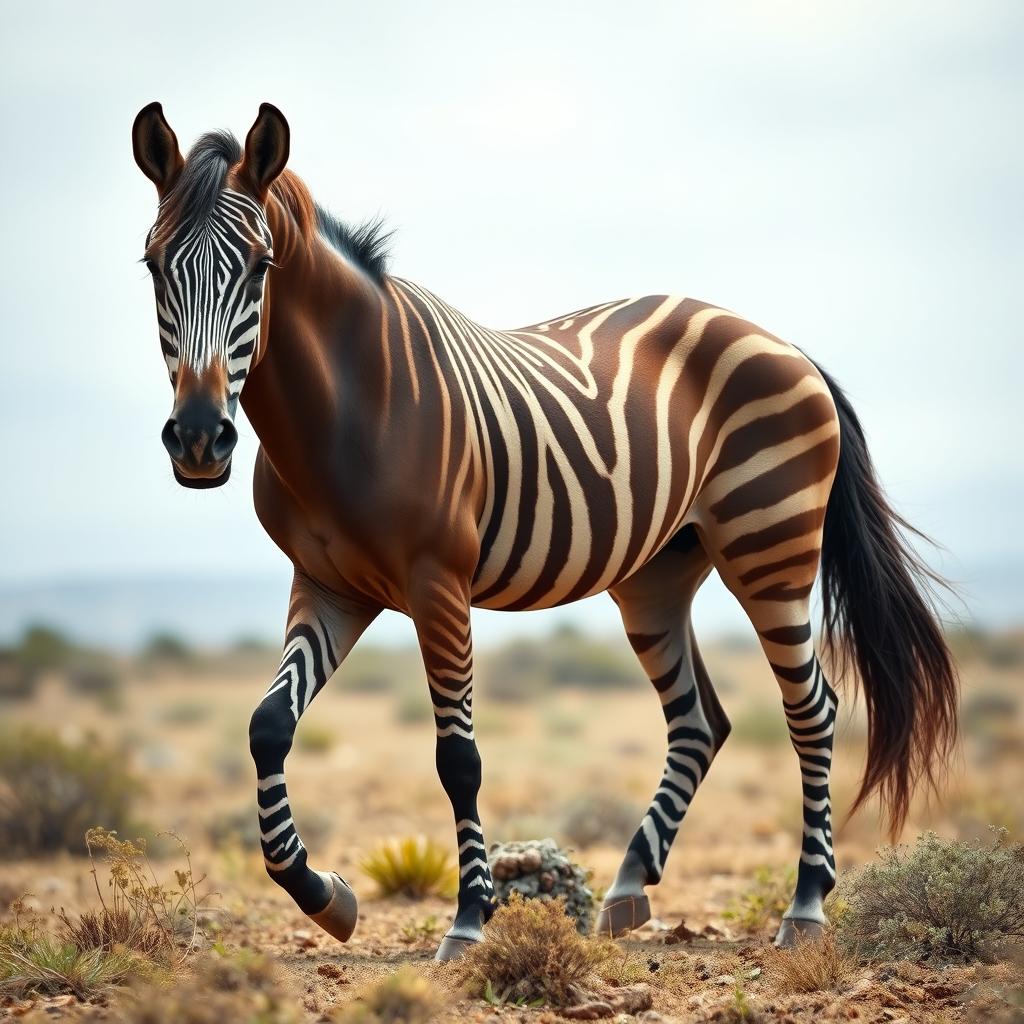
[469,451,691,612]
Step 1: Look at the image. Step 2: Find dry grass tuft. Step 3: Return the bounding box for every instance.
[114,949,302,1024]
[450,892,608,1007]
[768,929,856,994]
[0,827,211,1001]
[67,827,211,960]
[360,837,458,899]
[0,900,150,999]
[333,967,446,1024]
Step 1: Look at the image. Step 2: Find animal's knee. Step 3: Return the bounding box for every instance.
[249,700,294,764]
[436,737,481,797]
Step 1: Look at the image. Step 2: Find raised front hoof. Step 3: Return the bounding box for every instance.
[774,917,826,948]
[434,933,480,962]
[307,872,358,943]
[595,893,651,938]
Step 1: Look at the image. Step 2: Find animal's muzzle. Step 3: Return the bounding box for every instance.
[162,394,238,485]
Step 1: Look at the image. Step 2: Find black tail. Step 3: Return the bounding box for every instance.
[813,361,959,836]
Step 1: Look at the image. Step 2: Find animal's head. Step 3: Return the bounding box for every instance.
[132,102,290,488]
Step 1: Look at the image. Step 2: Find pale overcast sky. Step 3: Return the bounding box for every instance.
[1,1,1021,643]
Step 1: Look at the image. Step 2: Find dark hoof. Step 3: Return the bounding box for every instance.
[595,893,651,937]
[774,917,826,948]
[308,872,358,943]
[434,933,480,962]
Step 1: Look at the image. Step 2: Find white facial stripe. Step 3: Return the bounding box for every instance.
[152,188,271,397]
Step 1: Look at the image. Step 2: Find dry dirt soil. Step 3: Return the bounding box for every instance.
[1,635,1022,1022]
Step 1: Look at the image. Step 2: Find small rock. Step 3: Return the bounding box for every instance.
[610,983,653,1014]
[539,871,556,893]
[562,1001,614,1020]
[520,849,543,872]
[713,974,736,986]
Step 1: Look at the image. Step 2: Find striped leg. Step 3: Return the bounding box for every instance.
[702,530,838,945]
[757,617,838,945]
[410,576,495,961]
[596,531,731,936]
[248,573,377,939]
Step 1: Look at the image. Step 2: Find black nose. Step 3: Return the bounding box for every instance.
[162,409,237,468]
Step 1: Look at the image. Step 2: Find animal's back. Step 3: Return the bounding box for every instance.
[469,295,837,611]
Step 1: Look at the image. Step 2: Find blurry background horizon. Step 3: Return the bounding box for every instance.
[2,1,1021,651]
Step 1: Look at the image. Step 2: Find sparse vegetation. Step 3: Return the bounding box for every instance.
[65,827,209,960]
[481,626,641,702]
[295,721,337,754]
[360,837,459,899]
[114,949,302,1024]
[0,728,141,854]
[0,828,207,1000]
[451,893,607,1007]
[142,631,194,664]
[835,828,1024,962]
[560,792,638,849]
[399,914,443,946]
[334,967,446,1024]
[723,865,795,933]
[768,929,856,993]
[0,909,145,999]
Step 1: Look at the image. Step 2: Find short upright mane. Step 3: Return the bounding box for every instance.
[162,131,392,282]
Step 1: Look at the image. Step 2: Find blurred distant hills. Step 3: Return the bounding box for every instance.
[0,559,1021,651]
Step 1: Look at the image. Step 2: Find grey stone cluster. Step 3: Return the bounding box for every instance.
[487,837,595,933]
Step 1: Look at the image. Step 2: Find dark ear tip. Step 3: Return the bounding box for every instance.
[133,102,165,131]
[258,101,287,123]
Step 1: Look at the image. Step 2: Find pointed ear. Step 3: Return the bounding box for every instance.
[240,102,290,199]
[132,102,183,195]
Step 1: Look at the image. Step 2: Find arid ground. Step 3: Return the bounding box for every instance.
[1,627,1022,1021]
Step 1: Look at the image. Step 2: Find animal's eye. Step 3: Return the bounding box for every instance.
[144,258,159,275]
[252,257,273,280]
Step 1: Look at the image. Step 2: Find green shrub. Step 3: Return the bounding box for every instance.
[333,967,446,1024]
[360,837,458,899]
[0,648,34,700]
[394,689,432,724]
[16,623,72,675]
[836,829,1024,962]
[161,700,210,726]
[296,721,336,754]
[0,728,141,854]
[142,632,193,663]
[65,651,123,704]
[560,794,637,849]
[723,866,795,933]
[729,703,790,748]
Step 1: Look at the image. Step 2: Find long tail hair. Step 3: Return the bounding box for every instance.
[813,360,959,836]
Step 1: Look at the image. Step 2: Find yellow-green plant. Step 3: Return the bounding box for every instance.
[360,837,458,899]
[333,967,446,1024]
[0,899,150,999]
[723,866,795,933]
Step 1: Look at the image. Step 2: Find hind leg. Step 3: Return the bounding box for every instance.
[698,524,838,946]
[595,529,731,937]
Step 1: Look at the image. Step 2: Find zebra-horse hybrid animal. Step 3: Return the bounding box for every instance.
[132,102,958,959]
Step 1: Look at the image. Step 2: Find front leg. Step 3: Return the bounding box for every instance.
[409,575,495,961]
[248,572,378,939]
